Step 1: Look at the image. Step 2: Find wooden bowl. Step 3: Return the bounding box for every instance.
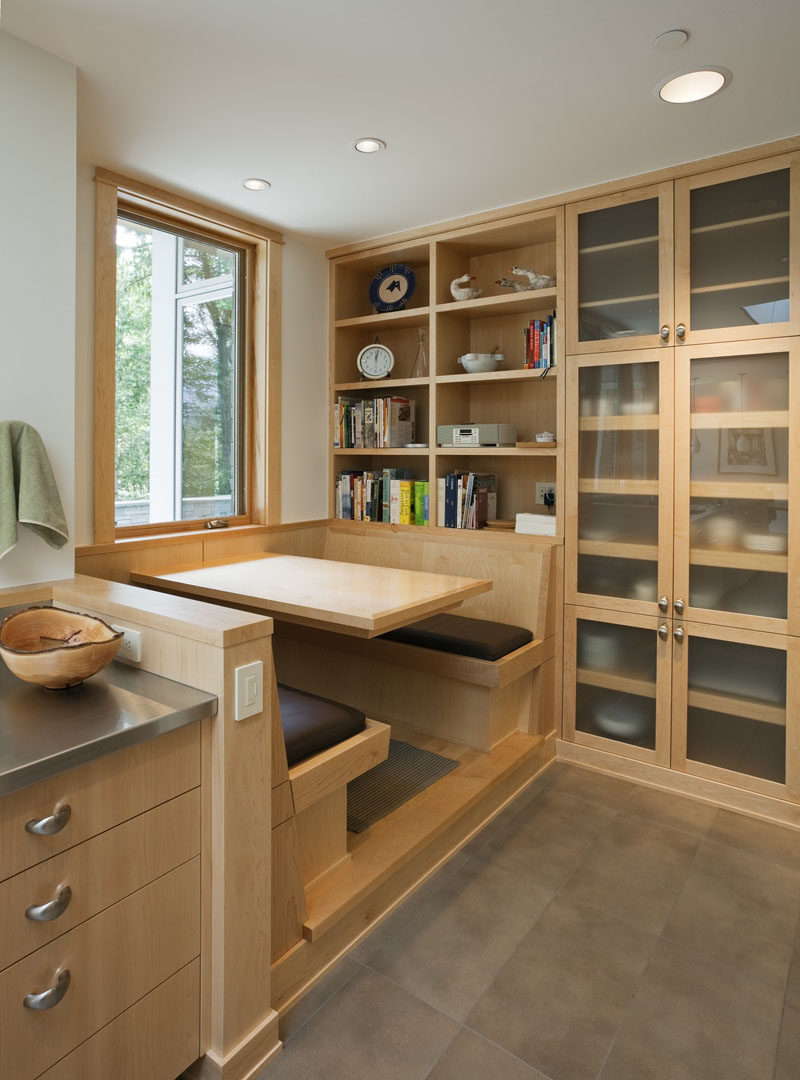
[0,607,123,689]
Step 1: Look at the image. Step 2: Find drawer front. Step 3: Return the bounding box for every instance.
[0,788,200,971]
[37,960,200,1080]
[0,721,200,881]
[0,857,200,1080]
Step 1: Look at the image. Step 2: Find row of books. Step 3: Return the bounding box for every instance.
[335,469,430,525]
[334,395,415,448]
[437,472,497,529]
[524,312,556,369]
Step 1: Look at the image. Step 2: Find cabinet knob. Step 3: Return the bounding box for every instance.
[674,597,685,615]
[674,626,685,644]
[25,804,71,837]
[676,322,686,339]
[659,324,670,341]
[658,596,669,613]
[23,969,70,1011]
[657,624,669,641]
[26,885,72,923]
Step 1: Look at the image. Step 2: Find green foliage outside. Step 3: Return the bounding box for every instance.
[115,223,152,501]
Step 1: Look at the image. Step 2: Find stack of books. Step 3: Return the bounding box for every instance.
[335,468,430,525]
[515,512,557,537]
[523,311,556,369]
[437,473,497,529]
[334,396,415,448]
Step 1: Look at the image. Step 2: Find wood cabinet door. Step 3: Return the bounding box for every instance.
[564,604,672,767]
[566,183,674,354]
[674,154,800,346]
[566,348,674,617]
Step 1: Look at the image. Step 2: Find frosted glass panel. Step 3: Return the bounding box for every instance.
[575,619,656,749]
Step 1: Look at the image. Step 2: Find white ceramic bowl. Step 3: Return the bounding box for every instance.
[535,431,556,443]
[457,353,504,374]
[742,532,788,554]
[594,696,652,740]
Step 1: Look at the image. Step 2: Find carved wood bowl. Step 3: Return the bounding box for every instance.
[0,607,123,689]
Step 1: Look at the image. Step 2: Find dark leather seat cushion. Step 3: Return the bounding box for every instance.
[278,684,367,767]
[381,613,533,662]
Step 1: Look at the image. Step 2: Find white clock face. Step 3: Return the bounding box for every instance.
[357,344,394,379]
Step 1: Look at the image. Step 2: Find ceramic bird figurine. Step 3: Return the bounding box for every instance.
[450,273,482,301]
[495,265,556,292]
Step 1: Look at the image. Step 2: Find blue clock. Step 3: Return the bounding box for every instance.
[370,263,416,313]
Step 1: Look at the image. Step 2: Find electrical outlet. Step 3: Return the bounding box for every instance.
[111,624,142,662]
[535,482,557,506]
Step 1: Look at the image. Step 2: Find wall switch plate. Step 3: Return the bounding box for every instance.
[535,482,557,506]
[111,624,142,663]
[235,661,263,722]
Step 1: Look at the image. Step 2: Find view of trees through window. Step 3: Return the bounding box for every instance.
[114,217,242,526]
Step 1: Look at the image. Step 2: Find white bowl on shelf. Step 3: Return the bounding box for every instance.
[457,353,504,374]
[535,431,556,443]
[579,626,623,668]
[742,532,788,554]
[593,695,652,740]
[620,401,657,415]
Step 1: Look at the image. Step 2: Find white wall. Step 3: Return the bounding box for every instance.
[0,33,76,586]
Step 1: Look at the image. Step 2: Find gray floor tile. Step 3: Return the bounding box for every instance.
[708,809,800,872]
[622,784,717,838]
[279,956,362,1043]
[426,1028,552,1080]
[776,996,800,1080]
[256,967,458,1080]
[479,787,616,893]
[367,855,554,1022]
[599,938,785,1080]
[558,813,701,934]
[550,765,636,810]
[664,839,800,988]
[466,898,657,1080]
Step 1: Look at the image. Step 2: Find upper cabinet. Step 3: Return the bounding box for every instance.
[567,154,799,353]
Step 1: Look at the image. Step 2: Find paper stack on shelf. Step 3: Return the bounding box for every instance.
[515,513,557,537]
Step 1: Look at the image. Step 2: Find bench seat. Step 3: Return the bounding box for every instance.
[278,684,367,767]
[381,613,532,662]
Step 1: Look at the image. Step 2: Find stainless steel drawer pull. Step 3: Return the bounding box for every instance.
[25,804,71,836]
[26,885,72,923]
[23,969,70,1011]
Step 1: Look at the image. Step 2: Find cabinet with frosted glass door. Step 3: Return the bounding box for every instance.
[565,349,674,616]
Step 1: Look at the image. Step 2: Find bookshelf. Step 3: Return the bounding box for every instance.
[328,207,565,538]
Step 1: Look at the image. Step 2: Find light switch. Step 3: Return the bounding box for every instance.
[235,661,263,722]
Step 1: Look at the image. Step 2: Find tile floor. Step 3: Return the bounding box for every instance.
[256,763,800,1080]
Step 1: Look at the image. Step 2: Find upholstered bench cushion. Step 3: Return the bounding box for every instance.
[278,684,367,767]
[381,613,533,662]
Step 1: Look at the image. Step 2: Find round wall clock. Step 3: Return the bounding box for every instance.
[357,342,395,380]
[369,264,416,313]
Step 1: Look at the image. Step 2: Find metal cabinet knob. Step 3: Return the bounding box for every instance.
[674,597,685,615]
[674,626,685,643]
[26,885,72,923]
[25,804,71,837]
[23,969,70,1011]
[657,624,669,641]
[659,324,670,341]
[658,596,669,613]
[676,322,686,339]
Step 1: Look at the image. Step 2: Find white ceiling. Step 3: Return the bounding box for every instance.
[4,0,800,246]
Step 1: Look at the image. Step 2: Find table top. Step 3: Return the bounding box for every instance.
[131,553,492,638]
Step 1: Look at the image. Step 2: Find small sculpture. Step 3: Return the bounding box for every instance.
[495,265,556,292]
[450,273,482,302]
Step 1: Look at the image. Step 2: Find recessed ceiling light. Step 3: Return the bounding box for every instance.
[242,178,271,190]
[656,67,731,103]
[353,138,387,154]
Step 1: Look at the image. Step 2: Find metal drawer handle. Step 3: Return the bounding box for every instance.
[23,968,70,1011]
[25,804,71,836]
[26,885,72,923]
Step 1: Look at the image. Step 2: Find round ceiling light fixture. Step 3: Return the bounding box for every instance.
[242,178,271,190]
[656,67,732,103]
[353,137,387,154]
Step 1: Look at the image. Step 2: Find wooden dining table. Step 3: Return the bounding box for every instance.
[131,552,492,638]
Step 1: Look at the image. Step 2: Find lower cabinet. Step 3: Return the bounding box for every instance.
[564,604,799,804]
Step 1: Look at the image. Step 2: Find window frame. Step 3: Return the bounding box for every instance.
[93,169,283,543]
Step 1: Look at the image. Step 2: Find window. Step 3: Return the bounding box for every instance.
[93,171,282,541]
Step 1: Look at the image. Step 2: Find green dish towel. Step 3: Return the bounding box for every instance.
[0,421,69,560]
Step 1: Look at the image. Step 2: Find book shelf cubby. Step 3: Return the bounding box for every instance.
[328,206,565,537]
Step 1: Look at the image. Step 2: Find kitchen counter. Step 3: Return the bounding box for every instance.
[0,607,217,796]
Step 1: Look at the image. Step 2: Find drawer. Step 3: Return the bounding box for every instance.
[0,787,200,971]
[0,721,200,881]
[0,857,200,1080]
[37,960,200,1080]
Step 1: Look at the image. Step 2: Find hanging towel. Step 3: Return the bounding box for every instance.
[0,421,69,560]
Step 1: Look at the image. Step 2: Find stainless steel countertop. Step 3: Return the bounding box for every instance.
[0,608,217,796]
